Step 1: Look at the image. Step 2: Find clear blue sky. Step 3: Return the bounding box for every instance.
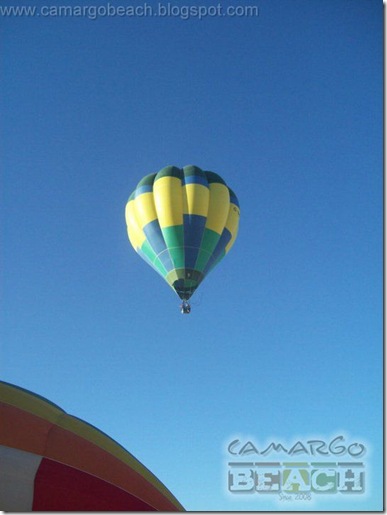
[1,0,382,510]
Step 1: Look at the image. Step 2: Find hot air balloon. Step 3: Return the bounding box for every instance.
[0,381,184,511]
[125,165,240,313]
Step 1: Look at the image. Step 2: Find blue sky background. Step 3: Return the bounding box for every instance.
[1,0,382,510]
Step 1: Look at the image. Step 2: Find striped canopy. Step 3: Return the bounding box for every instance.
[0,381,184,511]
[125,165,240,301]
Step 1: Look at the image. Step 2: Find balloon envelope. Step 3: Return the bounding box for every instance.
[0,381,184,511]
[125,165,240,300]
